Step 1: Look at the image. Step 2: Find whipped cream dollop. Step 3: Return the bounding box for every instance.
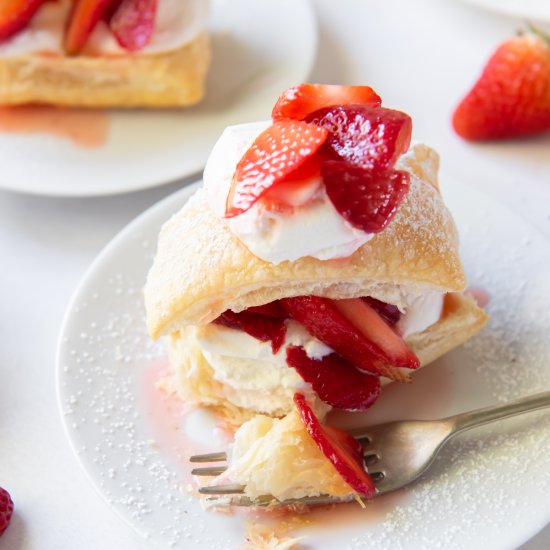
[0,0,207,57]
[193,320,332,415]
[203,122,373,264]
[397,292,445,338]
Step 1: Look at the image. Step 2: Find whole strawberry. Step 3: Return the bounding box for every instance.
[0,487,14,536]
[453,30,550,140]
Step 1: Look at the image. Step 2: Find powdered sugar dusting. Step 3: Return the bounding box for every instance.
[59,183,550,549]
[59,221,245,549]
[329,183,550,550]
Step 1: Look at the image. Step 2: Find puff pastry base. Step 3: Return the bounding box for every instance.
[0,31,210,107]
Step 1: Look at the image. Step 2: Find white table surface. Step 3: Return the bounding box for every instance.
[1,0,549,549]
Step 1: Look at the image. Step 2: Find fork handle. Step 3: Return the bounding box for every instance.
[447,390,550,435]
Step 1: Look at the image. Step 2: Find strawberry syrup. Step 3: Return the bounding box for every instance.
[141,359,411,543]
[140,359,232,486]
[0,105,109,147]
[466,287,491,308]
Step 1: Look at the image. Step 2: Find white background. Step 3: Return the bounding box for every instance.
[1,0,549,549]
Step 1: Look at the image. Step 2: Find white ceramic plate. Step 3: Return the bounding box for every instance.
[57,181,550,549]
[456,0,550,21]
[0,0,317,197]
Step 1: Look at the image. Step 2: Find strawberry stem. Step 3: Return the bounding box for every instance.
[526,21,550,45]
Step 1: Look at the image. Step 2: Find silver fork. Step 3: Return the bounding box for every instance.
[190,391,550,507]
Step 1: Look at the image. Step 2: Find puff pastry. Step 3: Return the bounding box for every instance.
[145,140,487,423]
[0,31,210,107]
[145,144,468,338]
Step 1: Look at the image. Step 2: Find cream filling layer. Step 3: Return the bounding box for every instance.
[397,291,444,338]
[194,321,332,416]
[192,291,443,413]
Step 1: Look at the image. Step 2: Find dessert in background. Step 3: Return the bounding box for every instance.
[145,84,488,504]
[0,0,210,107]
[453,27,550,140]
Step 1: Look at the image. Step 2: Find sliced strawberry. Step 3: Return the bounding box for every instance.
[261,154,323,208]
[65,0,119,54]
[246,302,288,319]
[307,105,412,170]
[286,346,380,411]
[225,120,328,218]
[322,160,410,233]
[110,0,157,52]
[213,310,286,354]
[262,177,322,210]
[294,393,376,497]
[272,84,382,122]
[281,296,412,381]
[0,0,49,43]
[363,297,401,326]
[332,298,419,371]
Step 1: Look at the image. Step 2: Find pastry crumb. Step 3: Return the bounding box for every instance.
[243,527,304,550]
[242,515,309,550]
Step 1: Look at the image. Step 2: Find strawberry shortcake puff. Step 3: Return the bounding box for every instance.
[145,84,488,503]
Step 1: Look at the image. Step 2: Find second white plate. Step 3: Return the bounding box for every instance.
[57,181,550,549]
[0,0,317,196]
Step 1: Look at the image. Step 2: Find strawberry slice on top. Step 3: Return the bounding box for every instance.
[260,153,323,209]
[307,104,412,170]
[272,84,382,122]
[65,0,120,55]
[225,120,328,218]
[294,393,376,497]
[286,346,381,411]
[322,160,410,234]
[0,0,49,43]
[110,0,158,52]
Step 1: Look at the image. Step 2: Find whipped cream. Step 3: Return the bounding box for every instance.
[193,320,332,415]
[203,122,373,264]
[397,292,444,338]
[0,1,66,56]
[0,0,207,57]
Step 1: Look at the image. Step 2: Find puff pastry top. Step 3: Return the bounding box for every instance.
[145,143,466,338]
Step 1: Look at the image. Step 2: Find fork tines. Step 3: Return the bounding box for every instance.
[189,451,368,507]
[191,465,227,477]
[189,451,227,463]
[190,452,228,478]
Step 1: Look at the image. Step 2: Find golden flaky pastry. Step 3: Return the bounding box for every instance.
[0,32,210,107]
[145,144,472,338]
